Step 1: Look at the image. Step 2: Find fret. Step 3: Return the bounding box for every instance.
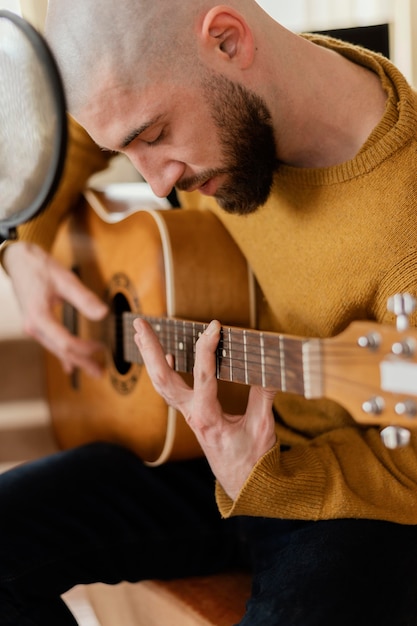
[280,336,306,395]
[216,328,222,379]
[166,319,172,358]
[216,333,226,381]
[186,319,197,374]
[260,332,266,388]
[243,330,248,384]
[228,327,233,382]
[217,328,274,387]
[191,322,207,375]
[279,335,286,391]
[174,319,183,372]
[181,320,187,374]
[302,339,322,398]
[217,337,248,385]
[121,312,309,395]
[192,321,198,370]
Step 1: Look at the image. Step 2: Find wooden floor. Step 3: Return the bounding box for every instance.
[64,587,102,626]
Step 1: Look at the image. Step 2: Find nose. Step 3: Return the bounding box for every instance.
[128,152,186,199]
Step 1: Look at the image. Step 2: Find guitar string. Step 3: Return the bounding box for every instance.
[114,322,378,363]
[106,317,412,415]
[107,317,394,403]
[113,319,379,369]
[110,314,382,374]
[110,314,306,390]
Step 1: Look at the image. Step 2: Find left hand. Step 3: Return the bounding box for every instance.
[133,317,277,500]
[4,242,108,378]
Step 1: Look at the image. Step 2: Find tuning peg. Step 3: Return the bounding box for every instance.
[357,332,380,351]
[387,293,416,331]
[395,400,417,417]
[380,426,411,449]
[391,338,416,357]
[362,396,384,415]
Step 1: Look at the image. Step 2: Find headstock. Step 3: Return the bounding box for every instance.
[322,293,417,449]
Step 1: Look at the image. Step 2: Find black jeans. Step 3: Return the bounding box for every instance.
[0,441,417,626]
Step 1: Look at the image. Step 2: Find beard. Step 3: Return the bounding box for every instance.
[177,73,278,215]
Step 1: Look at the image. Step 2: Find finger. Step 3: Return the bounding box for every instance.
[60,348,105,379]
[245,385,277,418]
[166,353,175,368]
[133,318,172,373]
[193,320,221,387]
[192,320,222,426]
[62,338,105,378]
[244,385,278,447]
[133,318,191,407]
[52,264,108,321]
[36,315,105,378]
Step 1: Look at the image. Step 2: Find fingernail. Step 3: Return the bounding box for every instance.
[205,320,218,336]
[133,318,142,336]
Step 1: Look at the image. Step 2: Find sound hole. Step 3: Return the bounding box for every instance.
[111,291,131,375]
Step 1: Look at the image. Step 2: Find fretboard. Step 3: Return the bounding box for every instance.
[122,313,323,398]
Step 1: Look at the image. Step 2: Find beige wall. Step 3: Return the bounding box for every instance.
[19,0,47,31]
[391,0,417,88]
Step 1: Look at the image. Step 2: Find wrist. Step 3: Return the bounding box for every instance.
[2,241,39,276]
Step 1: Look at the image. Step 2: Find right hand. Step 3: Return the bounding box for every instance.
[3,242,108,377]
[134,318,277,500]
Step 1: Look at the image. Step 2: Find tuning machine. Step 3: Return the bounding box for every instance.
[379,398,416,447]
[380,426,411,449]
[378,294,417,449]
[387,293,416,332]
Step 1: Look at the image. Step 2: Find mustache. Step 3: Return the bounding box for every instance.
[175,167,230,192]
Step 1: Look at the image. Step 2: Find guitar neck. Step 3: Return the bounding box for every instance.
[122,312,323,399]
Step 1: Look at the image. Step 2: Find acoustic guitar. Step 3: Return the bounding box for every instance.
[45,188,417,466]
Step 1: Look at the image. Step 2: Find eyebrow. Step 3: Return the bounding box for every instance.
[119,114,163,150]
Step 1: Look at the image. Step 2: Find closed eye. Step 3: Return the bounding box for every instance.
[143,128,165,146]
[119,115,165,150]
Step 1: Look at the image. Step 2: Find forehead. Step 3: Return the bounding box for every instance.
[81,68,204,149]
[77,78,161,150]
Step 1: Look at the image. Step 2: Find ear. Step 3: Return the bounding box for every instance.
[199,6,255,69]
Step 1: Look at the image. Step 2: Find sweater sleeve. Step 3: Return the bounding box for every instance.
[217,252,417,525]
[216,427,417,524]
[1,115,113,262]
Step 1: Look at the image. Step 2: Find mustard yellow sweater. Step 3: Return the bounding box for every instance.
[6,36,417,524]
[183,37,417,524]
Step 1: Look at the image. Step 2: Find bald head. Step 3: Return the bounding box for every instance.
[45,0,191,114]
[45,1,305,211]
[45,0,263,116]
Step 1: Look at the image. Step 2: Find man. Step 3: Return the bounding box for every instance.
[2,0,417,624]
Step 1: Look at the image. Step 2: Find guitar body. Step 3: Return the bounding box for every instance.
[46,190,254,465]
